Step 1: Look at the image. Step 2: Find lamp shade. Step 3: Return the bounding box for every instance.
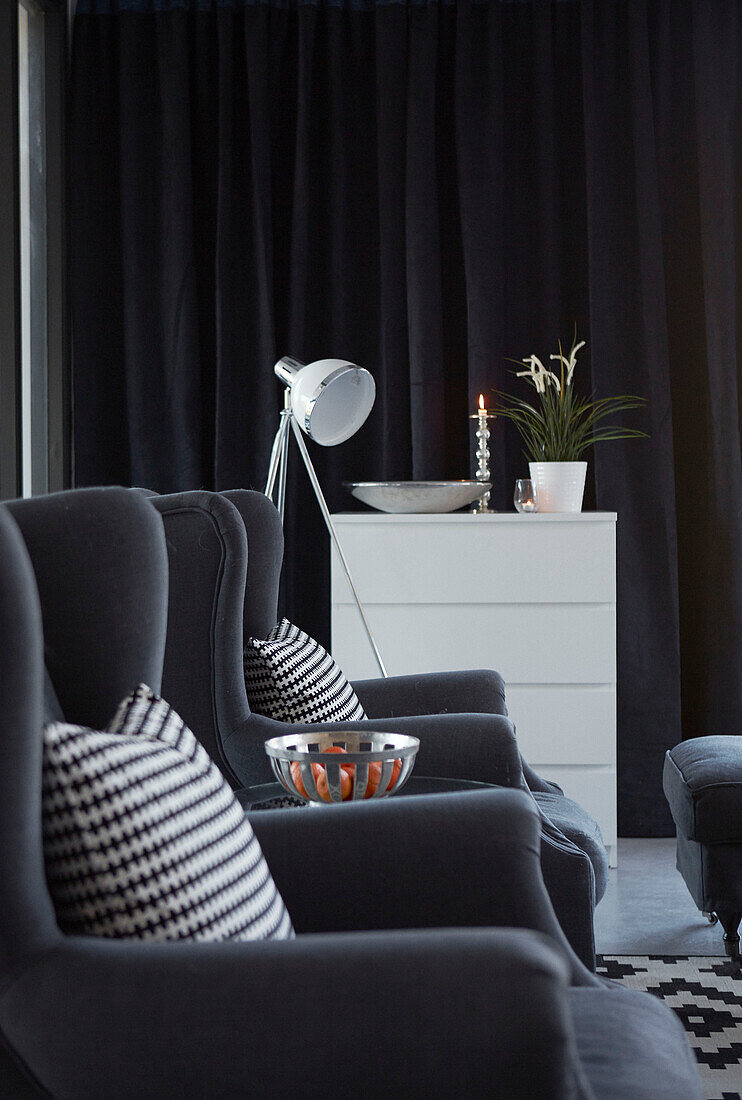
[274,357,376,446]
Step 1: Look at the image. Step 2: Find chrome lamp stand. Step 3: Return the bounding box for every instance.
[264,395,388,679]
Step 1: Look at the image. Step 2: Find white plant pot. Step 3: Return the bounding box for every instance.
[529,461,587,513]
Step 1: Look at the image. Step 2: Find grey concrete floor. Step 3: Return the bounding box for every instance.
[594,838,724,955]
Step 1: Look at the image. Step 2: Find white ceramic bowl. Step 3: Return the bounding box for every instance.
[344,480,491,514]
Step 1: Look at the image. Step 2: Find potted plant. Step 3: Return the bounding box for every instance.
[495,331,647,512]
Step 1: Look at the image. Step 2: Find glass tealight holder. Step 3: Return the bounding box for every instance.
[514,479,538,513]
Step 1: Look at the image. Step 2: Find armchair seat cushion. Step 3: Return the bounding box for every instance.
[533,790,609,903]
[570,987,702,1099]
[663,736,742,843]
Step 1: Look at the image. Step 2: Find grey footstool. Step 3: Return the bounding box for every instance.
[664,736,742,958]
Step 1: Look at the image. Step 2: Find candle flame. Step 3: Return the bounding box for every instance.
[478,394,485,411]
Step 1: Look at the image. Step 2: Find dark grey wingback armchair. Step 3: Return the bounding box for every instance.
[0,489,701,1098]
[146,488,606,967]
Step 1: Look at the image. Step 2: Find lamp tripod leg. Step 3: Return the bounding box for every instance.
[290,418,388,678]
[265,415,289,500]
[276,419,289,524]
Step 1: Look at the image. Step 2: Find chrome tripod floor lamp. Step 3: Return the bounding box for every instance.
[264,355,387,677]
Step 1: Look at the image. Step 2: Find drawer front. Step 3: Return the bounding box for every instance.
[331,519,615,605]
[332,603,616,683]
[534,766,617,845]
[506,686,616,765]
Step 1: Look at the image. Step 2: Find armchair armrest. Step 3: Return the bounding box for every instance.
[223,710,524,791]
[539,826,597,970]
[350,673,561,798]
[1,929,583,1099]
[249,786,591,987]
[352,668,508,718]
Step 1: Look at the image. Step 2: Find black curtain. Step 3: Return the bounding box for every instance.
[71,0,742,835]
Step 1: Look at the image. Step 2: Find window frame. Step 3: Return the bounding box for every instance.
[0,0,70,500]
[0,0,22,500]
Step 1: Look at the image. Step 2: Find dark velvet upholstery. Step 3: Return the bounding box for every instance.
[148,488,607,966]
[664,736,742,842]
[148,491,249,787]
[534,792,609,904]
[222,489,285,642]
[0,510,59,992]
[664,738,742,946]
[0,490,703,1097]
[353,667,509,717]
[6,488,169,730]
[4,929,588,1100]
[674,835,742,916]
[569,988,702,1100]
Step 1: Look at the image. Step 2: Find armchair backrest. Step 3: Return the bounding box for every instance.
[142,489,285,788]
[6,488,169,731]
[220,490,284,642]
[0,507,59,979]
[148,490,250,785]
[0,485,170,985]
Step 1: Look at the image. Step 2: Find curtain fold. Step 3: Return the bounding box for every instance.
[689,0,742,736]
[71,0,742,834]
[580,0,682,833]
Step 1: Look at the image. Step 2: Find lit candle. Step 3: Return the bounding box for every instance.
[514,478,538,513]
[469,394,495,513]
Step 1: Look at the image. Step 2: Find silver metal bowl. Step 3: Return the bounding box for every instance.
[264,730,420,804]
[344,480,492,514]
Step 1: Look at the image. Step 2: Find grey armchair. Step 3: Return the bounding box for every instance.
[147,488,605,967]
[0,489,701,1098]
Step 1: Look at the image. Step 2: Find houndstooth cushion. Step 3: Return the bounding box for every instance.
[42,684,294,942]
[244,618,367,724]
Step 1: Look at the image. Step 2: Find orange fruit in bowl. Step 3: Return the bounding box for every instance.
[290,745,403,801]
[316,762,353,802]
[320,746,354,801]
[361,760,382,798]
[364,758,402,797]
[290,759,321,798]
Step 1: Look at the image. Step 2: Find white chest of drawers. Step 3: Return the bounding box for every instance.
[330,512,618,866]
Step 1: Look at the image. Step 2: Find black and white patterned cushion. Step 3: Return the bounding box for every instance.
[42,684,294,942]
[244,618,367,724]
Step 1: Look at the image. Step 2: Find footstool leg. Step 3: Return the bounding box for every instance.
[717,911,742,960]
[703,912,718,925]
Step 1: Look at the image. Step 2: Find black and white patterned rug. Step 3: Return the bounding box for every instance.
[596,956,742,1100]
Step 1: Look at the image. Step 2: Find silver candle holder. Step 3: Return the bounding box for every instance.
[469,398,495,513]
